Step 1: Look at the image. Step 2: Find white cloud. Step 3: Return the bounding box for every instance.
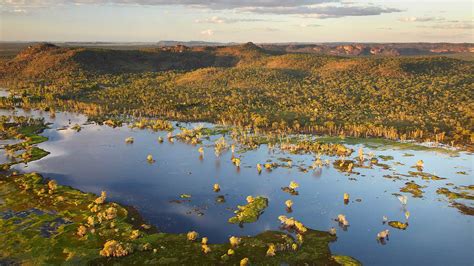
[195,16,226,24]
[418,21,474,30]
[12,8,28,13]
[261,27,279,32]
[200,29,214,36]
[299,23,321,27]
[195,16,264,24]
[398,16,473,30]
[399,16,445,22]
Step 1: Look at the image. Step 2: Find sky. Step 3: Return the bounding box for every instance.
[0,0,473,43]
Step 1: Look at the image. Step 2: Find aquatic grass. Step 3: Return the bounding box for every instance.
[400,182,424,198]
[0,115,50,166]
[388,221,409,230]
[228,196,268,224]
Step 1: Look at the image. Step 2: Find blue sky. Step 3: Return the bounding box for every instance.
[1,0,472,42]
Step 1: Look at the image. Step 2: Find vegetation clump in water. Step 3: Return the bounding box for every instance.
[281,140,353,156]
[278,215,308,234]
[228,196,269,224]
[378,155,394,161]
[214,136,229,156]
[332,255,362,266]
[388,221,409,230]
[436,186,474,215]
[281,181,300,195]
[436,187,474,200]
[176,125,203,144]
[0,115,49,169]
[131,118,173,131]
[333,159,358,174]
[408,171,446,180]
[400,182,424,198]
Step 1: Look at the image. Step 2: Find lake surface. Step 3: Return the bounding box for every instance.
[1,106,473,265]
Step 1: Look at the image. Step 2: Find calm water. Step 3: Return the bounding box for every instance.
[1,107,473,265]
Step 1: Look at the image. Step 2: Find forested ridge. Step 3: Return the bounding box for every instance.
[1,43,473,149]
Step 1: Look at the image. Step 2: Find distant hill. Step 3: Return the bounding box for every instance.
[156,40,237,47]
[0,42,269,78]
[2,42,472,80]
[261,43,474,56]
[157,42,474,56]
[2,41,472,58]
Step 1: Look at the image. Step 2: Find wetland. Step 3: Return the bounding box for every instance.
[0,94,472,265]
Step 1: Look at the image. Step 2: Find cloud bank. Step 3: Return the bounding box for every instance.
[195,16,265,24]
[399,17,445,22]
[0,0,402,18]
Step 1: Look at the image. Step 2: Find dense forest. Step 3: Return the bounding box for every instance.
[1,43,473,149]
